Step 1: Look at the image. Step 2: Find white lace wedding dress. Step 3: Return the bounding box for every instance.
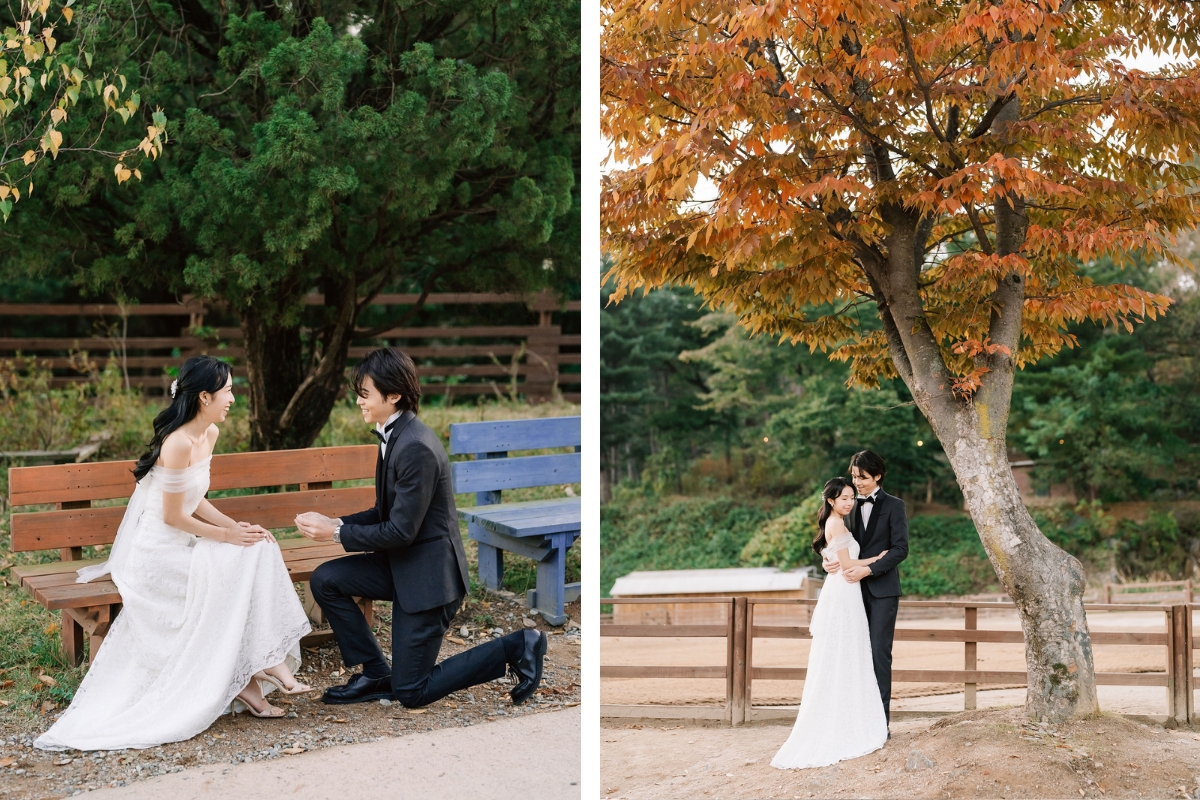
[35,456,312,751]
[771,531,888,769]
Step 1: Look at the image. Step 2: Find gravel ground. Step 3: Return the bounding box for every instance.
[0,593,580,799]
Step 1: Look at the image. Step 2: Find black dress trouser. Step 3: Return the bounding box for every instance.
[861,584,899,725]
[310,552,523,708]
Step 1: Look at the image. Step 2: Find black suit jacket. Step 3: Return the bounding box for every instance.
[850,490,909,598]
[338,411,470,614]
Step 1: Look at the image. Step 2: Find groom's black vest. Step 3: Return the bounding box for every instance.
[337,411,470,613]
[849,490,909,598]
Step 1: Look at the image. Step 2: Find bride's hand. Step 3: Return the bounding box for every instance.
[224,523,268,546]
[238,522,276,544]
[871,549,889,563]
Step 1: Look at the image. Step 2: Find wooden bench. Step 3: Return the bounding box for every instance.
[7,446,383,667]
[450,416,581,626]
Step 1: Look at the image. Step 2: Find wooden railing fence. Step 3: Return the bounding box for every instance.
[1104,580,1193,605]
[0,291,580,402]
[600,596,1196,727]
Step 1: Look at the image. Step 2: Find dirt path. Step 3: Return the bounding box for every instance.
[602,609,1172,707]
[82,707,579,800]
[0,594,580,799]
[601,708,1200,799]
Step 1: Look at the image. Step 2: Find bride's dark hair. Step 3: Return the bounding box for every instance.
[813,477,854,556]
[132,356,232,482]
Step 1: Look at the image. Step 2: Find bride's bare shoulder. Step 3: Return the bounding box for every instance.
[158,431,192,469]
[824,515,848,536]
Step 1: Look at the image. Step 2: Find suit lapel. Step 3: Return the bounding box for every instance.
[378,411,415,513]
[863,491,888,543]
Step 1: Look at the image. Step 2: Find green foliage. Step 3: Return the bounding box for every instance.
[1011,260,1200,502]
[601,280,950,500]
[600,486,791,595]
[4,0,581,451]
[739,492,825,571]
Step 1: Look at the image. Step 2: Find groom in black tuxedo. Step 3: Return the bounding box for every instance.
[822,450,909,729]
[295,347,546,708]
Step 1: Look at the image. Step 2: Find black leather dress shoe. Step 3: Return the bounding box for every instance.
[509,629,548,705]
[321,673,393,705]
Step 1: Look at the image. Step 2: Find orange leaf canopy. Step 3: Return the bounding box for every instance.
[601,0,1194,389]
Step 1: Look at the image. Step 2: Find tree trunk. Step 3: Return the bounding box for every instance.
[241,288,357,452]
[933,406,1099,723]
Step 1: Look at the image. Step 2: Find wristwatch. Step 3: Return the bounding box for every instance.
[332,518,343,544]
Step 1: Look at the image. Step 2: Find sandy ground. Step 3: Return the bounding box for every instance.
[602,609,1173,708]
[82,707,580,800]
[601,707,1200,799]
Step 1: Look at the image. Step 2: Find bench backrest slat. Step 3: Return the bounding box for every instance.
[447,416,581,455]
[11,486,377,552]
[8,445,377,506]
[8,445,379,554]
[451,453,580,495]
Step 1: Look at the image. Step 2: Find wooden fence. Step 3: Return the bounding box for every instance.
[0,291,580,402]
[1104,580,1194,605]
[600,596,1196,727]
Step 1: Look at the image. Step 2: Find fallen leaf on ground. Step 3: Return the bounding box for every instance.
[0,758,15,767]
[53,758,72,766]
[38,675,57,687]
[0,700,8,706]
[332,718,347,723]
[406,709,427,715]
[280,747,305,755]
[447,637,466,645]
[0,680,12,688]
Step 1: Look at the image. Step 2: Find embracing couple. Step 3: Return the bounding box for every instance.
[771,451,910,770]
[36,348,546,751]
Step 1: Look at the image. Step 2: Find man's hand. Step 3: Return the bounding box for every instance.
[843,565,872,583]
[822,555,841,574]
[295,511,337,543]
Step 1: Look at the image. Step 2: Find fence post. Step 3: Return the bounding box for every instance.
[524,289,562,402]
[1167,604,1193,727]
[1104,584,1113,604]
[731,597,748,726]
[964,605,977,711]
[744,600,755,722]
[724,599,735,726]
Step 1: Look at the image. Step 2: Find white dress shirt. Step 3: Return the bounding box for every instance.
[376,409,402,459]
[858,489,880,530]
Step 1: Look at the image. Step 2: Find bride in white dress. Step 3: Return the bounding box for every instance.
[772,477,890,769]
[36,356,315,752]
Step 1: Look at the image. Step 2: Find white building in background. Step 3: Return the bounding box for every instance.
[609,566,822,626]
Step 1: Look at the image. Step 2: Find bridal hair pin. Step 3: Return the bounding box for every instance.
[170,379,178,398]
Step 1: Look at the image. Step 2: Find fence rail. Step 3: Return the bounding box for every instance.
[600,596,1196,726]
[0,291,580,402]
[1104,579,1193,605]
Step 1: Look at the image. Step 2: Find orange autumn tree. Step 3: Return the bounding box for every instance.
[601,0,1199,722]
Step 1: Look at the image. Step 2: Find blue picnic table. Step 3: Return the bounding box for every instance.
[449,416,581,625]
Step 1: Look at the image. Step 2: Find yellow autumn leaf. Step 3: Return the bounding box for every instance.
[21,149,35,165]
[44,35,55,54]
[47,128,61,158]
[133,168,141,180]
[50,106,64,123]
[0,187,9,200]
[62,7,72,23]
[0,77,10,95]
[114,162,131,183]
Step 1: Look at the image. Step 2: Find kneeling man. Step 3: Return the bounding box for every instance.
[295,347,546,707]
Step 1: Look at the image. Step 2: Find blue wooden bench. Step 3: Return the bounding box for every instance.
[449,416,581,625]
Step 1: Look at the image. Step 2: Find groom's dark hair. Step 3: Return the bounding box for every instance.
[849,450,886,482]
[352,348,421,414]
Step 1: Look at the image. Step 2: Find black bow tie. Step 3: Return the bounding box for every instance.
[370,419,398,444]
[858,495,876,504]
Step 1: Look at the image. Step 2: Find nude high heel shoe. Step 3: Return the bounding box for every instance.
[231,694,286,718]
[254,670,317,696]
